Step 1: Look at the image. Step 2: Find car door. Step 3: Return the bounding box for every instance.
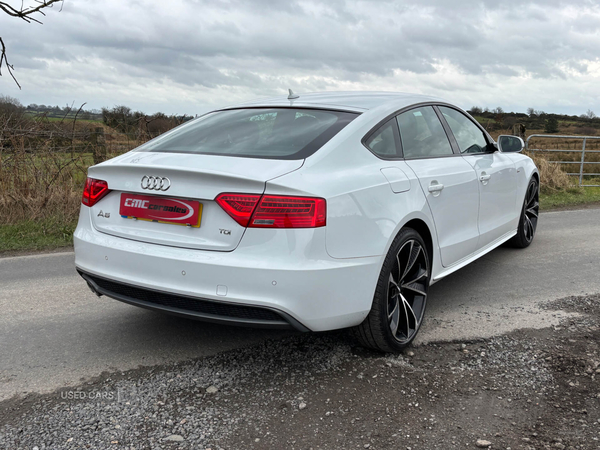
[437,106,518,248]
[397,106,480,267]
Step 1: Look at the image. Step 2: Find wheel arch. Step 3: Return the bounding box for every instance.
[385,211,441,280]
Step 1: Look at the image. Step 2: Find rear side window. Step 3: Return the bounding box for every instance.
[137,108,358,160]
[365,118,400,158]
[438,106,489,154]
[396,106,454,159]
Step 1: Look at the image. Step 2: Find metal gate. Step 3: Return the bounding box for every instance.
[525,134,600,187]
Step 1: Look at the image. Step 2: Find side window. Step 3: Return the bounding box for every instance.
[438,106,489,154]
[365,118,400,158]
[396,106,454,159]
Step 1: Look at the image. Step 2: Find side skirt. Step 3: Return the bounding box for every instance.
[431,230,517,284]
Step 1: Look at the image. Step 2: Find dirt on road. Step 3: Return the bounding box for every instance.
[1,295,599,450]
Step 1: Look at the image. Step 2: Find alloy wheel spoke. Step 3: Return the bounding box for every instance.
[388,295,400,336]
[525,215,534,240]
[402,266,428,286]
[389,273,400,291]
[401,241,422,282]
[526,206,539,219]
[401,293,418,332]
[529,217,535,236]
[400,295,411,338]
[387,273,401,337]
[527,183,536,204]
[401,281,427,297]
[412,297,425,320]
[397,240,413,282]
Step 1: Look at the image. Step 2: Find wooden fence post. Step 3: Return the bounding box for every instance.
[512,123,526,139]
[91,127,106,165]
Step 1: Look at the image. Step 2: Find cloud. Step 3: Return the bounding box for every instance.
[1,0,600,115]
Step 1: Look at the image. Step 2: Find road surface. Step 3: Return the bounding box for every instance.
[1,208,599,401]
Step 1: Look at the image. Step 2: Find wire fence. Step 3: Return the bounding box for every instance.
[0,125,157,223]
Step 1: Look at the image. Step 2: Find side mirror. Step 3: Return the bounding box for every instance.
[497,135,524,153]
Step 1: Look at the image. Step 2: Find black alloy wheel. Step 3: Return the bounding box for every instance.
[354,228,430,352]
[509,177,539,248]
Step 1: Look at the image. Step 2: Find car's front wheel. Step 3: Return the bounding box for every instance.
[354,228,430,353]
[508,176,539,248]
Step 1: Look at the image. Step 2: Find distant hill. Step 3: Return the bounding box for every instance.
[24,104,103,122]
[467,107,600,137]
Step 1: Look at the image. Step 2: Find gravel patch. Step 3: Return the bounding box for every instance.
[1,294,599,449]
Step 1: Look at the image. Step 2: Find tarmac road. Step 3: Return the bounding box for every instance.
[1,207,599,401]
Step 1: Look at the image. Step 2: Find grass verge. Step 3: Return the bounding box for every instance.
[0,216,78,254]
[540,186,600,210]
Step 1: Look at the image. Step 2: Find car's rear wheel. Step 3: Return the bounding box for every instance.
[354,228,430,353]
[508,177,539,248]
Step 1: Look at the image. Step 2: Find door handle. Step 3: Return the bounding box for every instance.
[429,183,444,193]
[479,173,491,182]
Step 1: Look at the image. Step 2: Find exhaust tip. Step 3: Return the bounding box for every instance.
[86,280,103,297]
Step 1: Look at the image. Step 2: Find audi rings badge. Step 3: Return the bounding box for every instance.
[140,176,171,191]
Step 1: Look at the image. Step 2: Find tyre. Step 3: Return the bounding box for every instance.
[508,177,539,249]
[354,228,430,353]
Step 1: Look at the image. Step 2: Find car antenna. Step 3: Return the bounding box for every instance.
[288,89,299,100]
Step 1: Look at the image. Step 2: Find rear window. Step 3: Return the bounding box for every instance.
[137,108,358,160]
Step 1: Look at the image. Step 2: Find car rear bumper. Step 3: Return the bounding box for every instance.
[78,269,308,330]
[74,207,382,332]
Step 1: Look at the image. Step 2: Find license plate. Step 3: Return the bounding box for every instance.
[119,193,202,227]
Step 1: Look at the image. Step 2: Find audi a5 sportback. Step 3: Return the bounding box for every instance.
[74,92,539,352]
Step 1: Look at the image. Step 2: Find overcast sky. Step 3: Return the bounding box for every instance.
[1,0,600,115]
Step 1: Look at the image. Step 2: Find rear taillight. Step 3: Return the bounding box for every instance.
[216,193,326,228]
[251,195,326,228]
[215,194,262,227]
[82,177,110,207]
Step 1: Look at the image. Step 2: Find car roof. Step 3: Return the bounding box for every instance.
[221,91,446,113]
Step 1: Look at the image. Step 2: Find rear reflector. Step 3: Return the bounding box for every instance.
[216,193,326,228]
[82,178,110,207]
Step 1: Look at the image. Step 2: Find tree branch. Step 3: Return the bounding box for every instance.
[0,37,21,89]
[0,1,64,88]
[0,0,63,24]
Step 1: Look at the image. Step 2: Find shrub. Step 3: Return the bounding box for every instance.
[575,126,596,136]
[544,117,559,133]
[527,153,571,193]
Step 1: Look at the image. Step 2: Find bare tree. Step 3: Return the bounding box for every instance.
[580,109,597,120]
[0,1,63,88]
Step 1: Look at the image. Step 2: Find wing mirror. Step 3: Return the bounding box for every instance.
[497,135,524,153]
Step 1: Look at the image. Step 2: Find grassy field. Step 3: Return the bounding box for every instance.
[23,111,103,124]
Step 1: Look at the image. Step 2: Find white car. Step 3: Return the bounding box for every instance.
[74,91,539,352]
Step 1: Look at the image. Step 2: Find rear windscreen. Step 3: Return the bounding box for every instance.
[137,108,358,160]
